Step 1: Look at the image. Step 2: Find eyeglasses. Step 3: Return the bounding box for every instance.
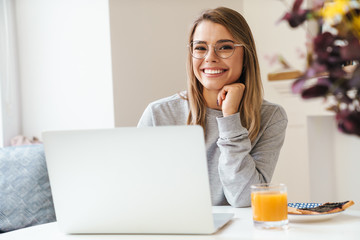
[188,40,243,59]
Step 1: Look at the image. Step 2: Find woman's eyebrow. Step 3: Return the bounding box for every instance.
[192,40,206,44]
[192,39,235,44]
[217,39,235,43]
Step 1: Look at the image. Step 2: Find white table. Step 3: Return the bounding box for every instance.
[1,206,360,240]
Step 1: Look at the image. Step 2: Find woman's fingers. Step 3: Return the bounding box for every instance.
[218,83,245,116]
[217,88,227,106]
[217,83,245,106]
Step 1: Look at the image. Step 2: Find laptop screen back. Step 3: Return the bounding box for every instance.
[43,126,216,234]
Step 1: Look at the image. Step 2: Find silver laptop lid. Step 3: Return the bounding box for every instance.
[43,126,217,234]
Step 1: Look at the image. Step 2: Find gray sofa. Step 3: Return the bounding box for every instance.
[0,144,56,233]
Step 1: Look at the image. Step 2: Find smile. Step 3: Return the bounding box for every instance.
[203,69,227,74]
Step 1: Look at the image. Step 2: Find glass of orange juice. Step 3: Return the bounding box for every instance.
[250,183,288,230]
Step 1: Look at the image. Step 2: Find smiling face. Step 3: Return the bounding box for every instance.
[192,20,244,93]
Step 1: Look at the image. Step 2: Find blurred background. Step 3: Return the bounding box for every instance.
[0,0,359,207]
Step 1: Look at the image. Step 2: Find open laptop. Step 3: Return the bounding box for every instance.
[42,125,233,234]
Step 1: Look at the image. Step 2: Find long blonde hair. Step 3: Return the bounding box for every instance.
[186,7,263,142]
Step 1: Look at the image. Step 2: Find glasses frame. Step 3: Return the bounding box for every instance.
[188,40,244,59]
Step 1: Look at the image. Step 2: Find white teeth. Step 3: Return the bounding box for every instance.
[204,69,224,74]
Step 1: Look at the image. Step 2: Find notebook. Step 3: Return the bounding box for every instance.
[42,125,233,234]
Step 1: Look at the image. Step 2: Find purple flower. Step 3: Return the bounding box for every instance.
[301,84,328,99]
[291,63,327,93]
[313,32,348,79]
[292,76,306,94]
[340,38,360,61]
[280,0,312,28]
[336,110,360,136]
[348,65,360,88]
[281,0,360,137]
[314,32,342,64]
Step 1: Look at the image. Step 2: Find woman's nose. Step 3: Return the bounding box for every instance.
[205,46,219,62]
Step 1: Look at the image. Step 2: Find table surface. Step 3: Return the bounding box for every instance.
[1,206,360,240]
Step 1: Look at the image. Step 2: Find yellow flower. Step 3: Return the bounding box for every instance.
[320,0,351,24]
[352,15,360,37]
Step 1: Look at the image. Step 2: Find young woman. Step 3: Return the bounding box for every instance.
[138,7,288,207]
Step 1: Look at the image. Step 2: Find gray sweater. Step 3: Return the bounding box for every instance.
[137,93,288,207]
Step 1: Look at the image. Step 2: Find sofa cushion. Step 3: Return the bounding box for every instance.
[0,144,56,233]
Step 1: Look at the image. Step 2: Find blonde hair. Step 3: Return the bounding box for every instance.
[186,7,263,142]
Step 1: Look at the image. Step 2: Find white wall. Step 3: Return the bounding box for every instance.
[15,0,115,139]
[0,0,22,146]
[308,116,337,202]
[333,127,360,210]
[309,116,360,210]
[109,0,243,127]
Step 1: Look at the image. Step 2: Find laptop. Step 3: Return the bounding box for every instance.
[42,125,233,234]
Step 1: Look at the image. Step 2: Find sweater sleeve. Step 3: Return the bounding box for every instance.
[216,109,287,207]
[137,104,155,127]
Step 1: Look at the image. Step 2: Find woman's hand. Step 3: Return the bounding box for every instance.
[217,83,245,117]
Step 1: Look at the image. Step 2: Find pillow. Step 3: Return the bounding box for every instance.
[0,144,56,233]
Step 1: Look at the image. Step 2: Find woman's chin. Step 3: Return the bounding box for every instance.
[199,80,225,91]
[202,84,225,92]
[199,77,237,92]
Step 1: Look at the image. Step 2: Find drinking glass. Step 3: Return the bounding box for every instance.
[250,183,288,230]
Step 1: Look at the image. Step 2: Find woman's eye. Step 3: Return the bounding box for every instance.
[218,45,234,50]
[194,46,207,51]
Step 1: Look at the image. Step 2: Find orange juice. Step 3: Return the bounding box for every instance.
[251,191,288,222]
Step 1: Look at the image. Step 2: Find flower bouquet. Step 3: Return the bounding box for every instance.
[281,0,360,136]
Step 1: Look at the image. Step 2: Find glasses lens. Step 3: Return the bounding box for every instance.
[215,42,236,59]
[190,42,208,59]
